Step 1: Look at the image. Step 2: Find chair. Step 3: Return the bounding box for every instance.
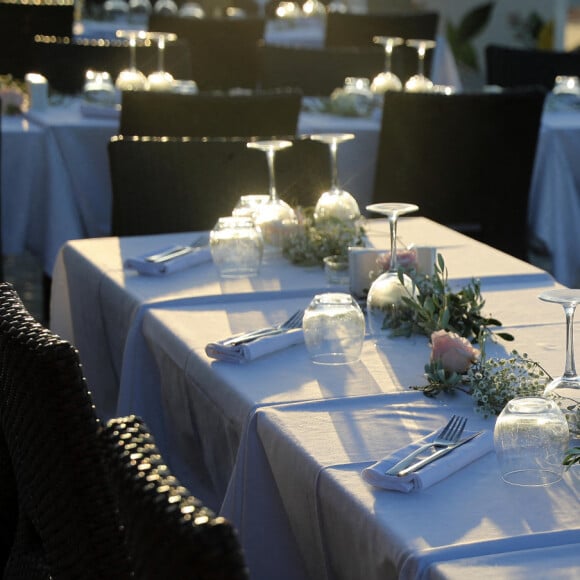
[101,415,249,580]
[0,0,74,79]
[324,10,439,85]
[0,98,3,282]
[257,43,384,96]
[119,88,302,137]
[108,135,331,236]
[485,44,580,91]
[0,282,133,578]
[148,14,265,90]
[372,88,547,260]
[30,35,192,95]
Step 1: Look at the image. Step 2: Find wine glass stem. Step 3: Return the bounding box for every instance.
[388,214,398,272]
[385,44,393,73]
[266,148,278,201]
[563,304,578,378]
[329,141,340,192]
[417,46,425,77]
[129,37,137,70]
[157,37,165,72]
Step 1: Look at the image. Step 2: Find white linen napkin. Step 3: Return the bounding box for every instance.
[362,429,493,493]
[124,246,212,276]
[205,329,305,364]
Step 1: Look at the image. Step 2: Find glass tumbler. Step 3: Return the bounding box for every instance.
[494,397,569,487]
[303,293,365,365]
[209,217,263,278]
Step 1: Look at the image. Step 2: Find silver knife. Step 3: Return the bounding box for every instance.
[396,431,484,478]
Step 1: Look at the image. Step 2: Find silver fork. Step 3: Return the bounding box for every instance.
[146,235,208,263]
[221,309,305,347]
[385,415,468,476]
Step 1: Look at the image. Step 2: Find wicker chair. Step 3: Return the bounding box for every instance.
[102,415,249,580]
[108,135,331,236]
[119,88,302,138]
[372,88,546,261]
[0,282,133,579]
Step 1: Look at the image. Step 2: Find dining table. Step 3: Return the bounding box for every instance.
[49,215,580,579]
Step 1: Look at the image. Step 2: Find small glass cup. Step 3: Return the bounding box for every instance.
[494,397,569,487]
[303,293,365,365]
[323,255,349,286]
[232,194,271,219]
[209,217,263,278]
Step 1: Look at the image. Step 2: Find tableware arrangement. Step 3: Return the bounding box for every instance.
[371,36,404,93]
[366,202,419,339]
[311,133,361,224]
[363,420,493,493]
[538,288,580,437]
[329,77,375,116]
[246,140,298,252]
[404,39,436,93]
[83,70,117,106]
[146,32,177,91]
[494,397,569,487]
[302,292,365,365]
[209,216,264,278]
[205,310,305,363]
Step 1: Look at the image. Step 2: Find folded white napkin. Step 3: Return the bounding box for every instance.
[362,429,493,493]
[205,329,305,364]
[124,246,212,276]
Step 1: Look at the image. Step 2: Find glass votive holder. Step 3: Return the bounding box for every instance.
[209,216,263,278]
[494,397,569,487]
[303,292,365,365]
[324,255,349,285]
[232,194,271,219]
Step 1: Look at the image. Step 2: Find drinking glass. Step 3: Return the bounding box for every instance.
[494,397,569,487]
[246,140,298,252]
[366,202,418,338]
[538,288,580,438]
[115,30,148,91]
[404,39,436,93]
[310,133,360,223]
[232,194,271,219]
[147,32,176,91]
[303,292,365,365]
[371,36,403,93]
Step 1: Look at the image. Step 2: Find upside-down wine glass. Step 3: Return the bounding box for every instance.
[538,288,580,439]
[371,36,404,93]
[366,202,418,338]
[311,133,360,224]
[147,32,176,91]
[246,139,298,253]
[115,30,148,91]
[404,38,436,93]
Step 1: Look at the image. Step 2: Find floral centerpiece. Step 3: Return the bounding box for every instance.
[282,207,366,266]
[0,75,27,115]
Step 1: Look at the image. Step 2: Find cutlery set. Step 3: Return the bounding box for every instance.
[386,415,483,477]
[145,235,209,264]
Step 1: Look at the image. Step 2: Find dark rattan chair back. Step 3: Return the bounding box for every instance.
[485,44,580,91]
[0,282,132,579]
[148,14,265,90]
[102,415,249,580]
[257,43,384,96]
[108,135,331,236]
[119,88,302,138]
[372,88,546,260]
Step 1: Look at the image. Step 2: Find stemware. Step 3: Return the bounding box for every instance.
[246,139,298,252]
[404,39,436,93]
[310,133,360,223]
[371,36,404,93]
[115,30,148,91]
[538,288,580,438]
[146,32,177,91]
[366,202,418,338]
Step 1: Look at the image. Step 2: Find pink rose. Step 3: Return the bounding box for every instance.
[430,329,479,373]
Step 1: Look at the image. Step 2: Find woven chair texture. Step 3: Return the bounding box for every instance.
[102,415,249,580]
[0,282,132,579]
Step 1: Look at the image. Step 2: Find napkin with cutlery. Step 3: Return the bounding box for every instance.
[362,429,493,493]
[206,329,305,363]
[125,246,212,276]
